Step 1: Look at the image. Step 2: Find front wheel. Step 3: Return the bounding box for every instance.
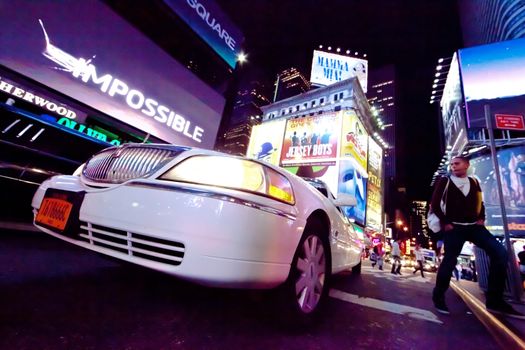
[351,261,362,274]
[285,227,331,318]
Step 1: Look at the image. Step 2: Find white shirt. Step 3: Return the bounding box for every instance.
[450,175,470,196]
[392,241,400,256]
[414,249,424,261]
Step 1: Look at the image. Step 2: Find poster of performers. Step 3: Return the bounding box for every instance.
[280,113,340,167]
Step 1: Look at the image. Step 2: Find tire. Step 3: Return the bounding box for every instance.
[284,223,331,319]
[351,261,362,274]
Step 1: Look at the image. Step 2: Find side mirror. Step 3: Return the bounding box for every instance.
[333,193,357,207]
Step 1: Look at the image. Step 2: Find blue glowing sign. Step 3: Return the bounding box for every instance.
[165,0,244,69]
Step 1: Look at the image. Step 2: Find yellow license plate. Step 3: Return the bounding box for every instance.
[36,198,74,231]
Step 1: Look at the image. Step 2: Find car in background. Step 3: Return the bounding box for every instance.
[32,143,364,319]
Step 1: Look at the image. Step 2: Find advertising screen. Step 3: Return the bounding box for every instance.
[440,53,468,153]
[246,120,286,166]
[366,137,383,231]
[163,0,244,69]
[0,0,225,148]
[469,145,525,237]
[280,113,340,167]
[459,38,525,128]
[339,159,368,226]
[310,50,368,93]
[340,110,368,174]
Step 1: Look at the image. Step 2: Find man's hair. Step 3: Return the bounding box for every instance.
[451,155,470,164]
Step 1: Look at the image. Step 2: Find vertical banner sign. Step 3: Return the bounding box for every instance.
[338,159,367,226]
[366,137,383,231]
[246,119,286,166]
[340,110,368,174]
[280,113,340,167]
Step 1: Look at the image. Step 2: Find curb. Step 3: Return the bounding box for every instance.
[450,281,525,350]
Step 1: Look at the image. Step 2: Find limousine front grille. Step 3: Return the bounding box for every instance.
[82,145,187,183]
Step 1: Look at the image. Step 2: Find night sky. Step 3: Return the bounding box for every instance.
[216,0,464,200]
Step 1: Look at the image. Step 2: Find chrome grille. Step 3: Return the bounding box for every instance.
[78,221,185,266]
[83,145,184,183]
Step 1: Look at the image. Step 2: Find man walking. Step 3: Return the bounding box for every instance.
[431,156,524,319]
[413,243,425,278]
[391,238,402,275]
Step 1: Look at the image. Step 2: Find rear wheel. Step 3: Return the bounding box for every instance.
[286,225,330,318]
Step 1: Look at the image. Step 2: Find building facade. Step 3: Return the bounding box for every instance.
[252,77,385,233]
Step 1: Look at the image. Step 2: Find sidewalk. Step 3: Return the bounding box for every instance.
[451,279,525,349]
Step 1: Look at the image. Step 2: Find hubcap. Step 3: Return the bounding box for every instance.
[294,234,326,313]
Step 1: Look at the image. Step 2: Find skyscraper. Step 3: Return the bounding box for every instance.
[367,65,398,225]
[217,81,270,155]
[459,0,525,46]
[273,67,311,102]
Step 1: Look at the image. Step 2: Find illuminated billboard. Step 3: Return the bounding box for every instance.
[366,137,383,231]
[246,120,286,166]
[0,0,225,148]
[470,146,525,237]
[440,53,468,154]
[459,37,525,128]
[339,159,367,226]
[340,110,368,174]
[310,50,368,92]
[280,113,340,167]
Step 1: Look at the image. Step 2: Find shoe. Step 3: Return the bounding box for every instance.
[433,296,450,315]
[486,301,525,320]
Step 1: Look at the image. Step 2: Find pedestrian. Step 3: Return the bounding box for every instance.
[370,247,378,268]
[431,156,524,319]
[376,243,384,270]
[518,244,525,283]
[390,238,402,275]
[413,243,425,278]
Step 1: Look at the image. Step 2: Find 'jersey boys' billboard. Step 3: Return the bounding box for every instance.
[0,0,225,148]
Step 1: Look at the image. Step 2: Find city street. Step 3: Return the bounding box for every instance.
[1,229,501,350]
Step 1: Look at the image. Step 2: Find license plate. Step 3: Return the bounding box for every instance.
[36,198,73,231]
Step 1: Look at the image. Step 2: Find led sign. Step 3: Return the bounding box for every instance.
[164,0,244,68]
[57,117,120,145]
[39,20,204,143]
[0,76,77,119]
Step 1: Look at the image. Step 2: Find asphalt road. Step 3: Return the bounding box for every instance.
[0,230,501,350]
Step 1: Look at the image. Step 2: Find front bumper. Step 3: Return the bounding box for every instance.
[32,176,305,288]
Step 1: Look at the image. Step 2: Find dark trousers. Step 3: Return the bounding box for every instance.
[433,224,507,304]
[391,255,401,274]
[414,260,425,277]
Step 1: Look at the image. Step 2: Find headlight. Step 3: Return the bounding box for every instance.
[159,155,295,204]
